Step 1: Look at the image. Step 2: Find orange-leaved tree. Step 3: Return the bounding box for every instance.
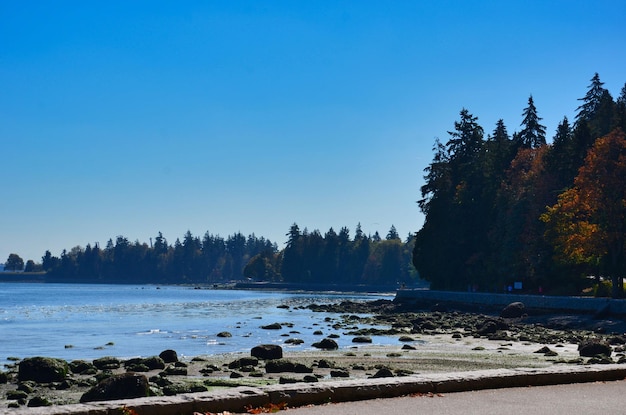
[541,129,626,297]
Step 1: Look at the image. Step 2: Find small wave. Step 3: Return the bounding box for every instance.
[137,329,164,335]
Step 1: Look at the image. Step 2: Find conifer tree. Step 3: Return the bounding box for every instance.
[575,73,606,126]
[518,95,546,149]
[616,83,626,131]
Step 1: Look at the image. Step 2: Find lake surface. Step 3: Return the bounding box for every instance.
[0,283,392,364]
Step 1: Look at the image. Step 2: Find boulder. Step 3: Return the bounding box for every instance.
[265,359,312,373]
[69,360,97,375]
[352,336,372,343]
[80,373,150,403]
[371,368,394,378]
[159,349,178,363]
[251,344,283,360]
[161,366,187,376]
[476,320,498,335]
[228,357,259,369]
[500,302,526,318]
[312,338,339,350]
[163,383,207,396]
[18,357,69,383]
[261,323,282,330]
[124,356,165,371]
[93,356,121,370]
[578,339,612,357]
[142,356,166,370]
[476,318,509,335]
[27,396,52,407]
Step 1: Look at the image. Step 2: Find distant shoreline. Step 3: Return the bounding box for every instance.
[0,271,45,282]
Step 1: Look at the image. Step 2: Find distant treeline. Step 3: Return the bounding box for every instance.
[414,73,626,297]
[246,223,417,286]
[37,223,417,286]
[42,231,277,284]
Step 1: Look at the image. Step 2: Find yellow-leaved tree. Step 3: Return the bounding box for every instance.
[541,129,626,297]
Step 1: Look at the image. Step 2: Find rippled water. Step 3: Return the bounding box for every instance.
[0,283,392,364]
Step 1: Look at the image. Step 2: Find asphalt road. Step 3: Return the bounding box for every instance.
[282,379,626,415]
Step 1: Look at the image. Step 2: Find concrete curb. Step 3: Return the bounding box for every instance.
[8,365,626,415]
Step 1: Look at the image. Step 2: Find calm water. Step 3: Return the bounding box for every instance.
[0,283,392,364]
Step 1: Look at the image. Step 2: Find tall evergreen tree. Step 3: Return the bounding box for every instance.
[446,108,484,172]
[386,225,400,240]
[415,109,487,290]
[615,83,626,132]
[518,95,546,149]
[545,116,575,190]
[575,73,606,126]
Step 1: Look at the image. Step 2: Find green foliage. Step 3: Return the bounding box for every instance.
[4,253,24,271]
[43,231,278,284]
[281,224,416,286]
[518,95,546,149]
[413,73,626,296]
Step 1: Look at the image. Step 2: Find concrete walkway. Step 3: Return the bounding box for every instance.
[7,364,626,415]
[285,379,626,415]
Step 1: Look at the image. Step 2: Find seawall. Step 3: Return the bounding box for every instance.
[394,289,626,315]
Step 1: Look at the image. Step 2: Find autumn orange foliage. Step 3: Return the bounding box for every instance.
[198,402,288,415]
[542,128,626,293]
[121,406,139,415]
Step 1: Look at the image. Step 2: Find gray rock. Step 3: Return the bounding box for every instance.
[500,302,526,318]
[265,359,313,373]
[18,357,69,383]
[312,338,339,350]
[579,339,612,357]
[27,396,52,407]
[159,349,178,363]
[371,368,394,378]
[251,344,283,360]
[93,356,121,370]
[261,323,282,330]
[69,360,97,375]
[80,373,150,403]
[228,357,259,369]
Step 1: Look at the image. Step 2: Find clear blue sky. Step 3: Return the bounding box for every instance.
[2,1,625,263]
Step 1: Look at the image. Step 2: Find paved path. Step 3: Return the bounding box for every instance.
[283,379,626,415]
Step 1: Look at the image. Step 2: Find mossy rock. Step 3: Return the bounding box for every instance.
[80,373,150,403]
[69,360,97,375]
[93,357,121,370]
[163,383,208,396]
[18,357,69,383]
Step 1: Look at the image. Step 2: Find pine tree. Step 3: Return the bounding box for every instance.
[575,73,606,126]
[446,108,484,171]
[616,83,626,131]
[518,95,546,149]
[386,225,400,240]
[545,116,576,189]
[484,119,514,183]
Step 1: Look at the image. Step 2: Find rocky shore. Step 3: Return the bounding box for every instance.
[2,298,625,410]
